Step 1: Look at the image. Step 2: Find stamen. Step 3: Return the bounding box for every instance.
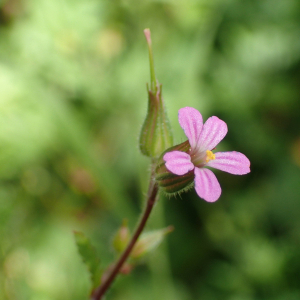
[205,150,215,163]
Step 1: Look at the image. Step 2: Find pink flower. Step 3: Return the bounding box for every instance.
[163,107,250,202]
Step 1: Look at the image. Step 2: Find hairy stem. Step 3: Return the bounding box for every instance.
[91,165,159,300]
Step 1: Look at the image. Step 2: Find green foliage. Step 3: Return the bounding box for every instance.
[0,0,300,299]
[74,231,102,291]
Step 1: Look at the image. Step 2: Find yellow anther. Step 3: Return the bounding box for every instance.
[205,150,216,163]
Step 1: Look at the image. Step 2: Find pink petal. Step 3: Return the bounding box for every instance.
[178,107,203,149]
[164,151,194,176]
[194,168,221,202]
[198,116,228,151]
[206,151,250,175]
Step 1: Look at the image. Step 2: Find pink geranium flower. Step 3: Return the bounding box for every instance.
[163,107,250,202]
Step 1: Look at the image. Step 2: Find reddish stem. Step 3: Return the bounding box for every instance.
[91,170,159,300]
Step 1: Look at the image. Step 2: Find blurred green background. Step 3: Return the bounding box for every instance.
[1,0,300,299]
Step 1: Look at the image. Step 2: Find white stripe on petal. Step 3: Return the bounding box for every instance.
[178,107,203,149]
[198,116,227,151]
[206,151,250,175]
[194,168,221,202]
[164,151,194,176]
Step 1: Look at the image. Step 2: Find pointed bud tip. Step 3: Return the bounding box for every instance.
[144,28,151,45]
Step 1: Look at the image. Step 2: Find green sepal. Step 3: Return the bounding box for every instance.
[155,140,195,195]
[74,231,102,290]
[130,226,174,259]
[139,29,173,158]
[139,84,173,158]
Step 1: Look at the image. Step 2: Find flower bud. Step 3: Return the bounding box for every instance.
[139,29,173,158]
[112,220,130,253]
[156,140,195,194]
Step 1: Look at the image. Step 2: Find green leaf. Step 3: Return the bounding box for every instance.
[74,231,102,290]
[130,226,174,259]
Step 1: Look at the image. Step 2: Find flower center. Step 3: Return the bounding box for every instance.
[190,149,216,167]
[205,150,215,163]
